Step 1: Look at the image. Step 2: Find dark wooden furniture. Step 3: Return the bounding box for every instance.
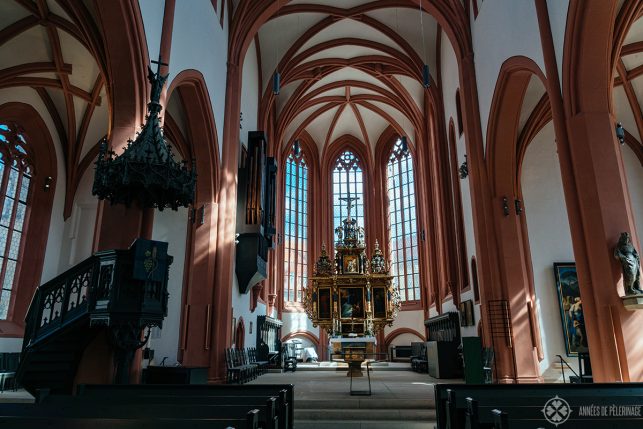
[390,345,412,361]
[73,383,294,429]
[0,403,261,429]
[424,312,462,379]
[141,366,208,384]
[17,238,173,394]
[257,315,283,367]
[410,342,428,373]
[435,383,643,429]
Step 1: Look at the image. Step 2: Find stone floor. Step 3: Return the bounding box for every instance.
[249,367,461,428]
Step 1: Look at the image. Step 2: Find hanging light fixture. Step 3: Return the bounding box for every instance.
[93,57,196,210]
[273,0,281,95]
[419,1,430,88]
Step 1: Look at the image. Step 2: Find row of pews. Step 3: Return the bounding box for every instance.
[436,383,643,428]
[0,383,294,429]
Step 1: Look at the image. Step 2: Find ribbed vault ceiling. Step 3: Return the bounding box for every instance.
[0,0,107,214]
[247,1,440,154]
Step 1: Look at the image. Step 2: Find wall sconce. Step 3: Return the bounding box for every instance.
[198,204,206,225]
[459,155,468,179]
[502,197,510,216]
[616,122,625,145]
[43,176,53,191]
[514,199,523,215]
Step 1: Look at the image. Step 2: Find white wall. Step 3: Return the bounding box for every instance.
[622,146,643,242]
[384,309,425,340]
[521,122,576,376]
[472,0,546,150]
[56,167,98,273]
[147,207,188,366]
[281,311,319,343]
[434,28,481,335]
[139,0,229,157]
[168,0,229,156]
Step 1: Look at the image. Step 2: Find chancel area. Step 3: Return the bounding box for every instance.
[0,0,643,428]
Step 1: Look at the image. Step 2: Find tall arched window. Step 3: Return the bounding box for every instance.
[283,146,308,302]
[332,150,364,236]
[387,139,419,302]
[0,123,32,319]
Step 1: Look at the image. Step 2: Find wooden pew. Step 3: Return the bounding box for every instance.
[75,384,294,429]
[436,383,643,429]
[0,409,259,429]
[40,394,279,429]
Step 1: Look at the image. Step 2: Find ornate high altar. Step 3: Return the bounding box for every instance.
[303,195,400,339]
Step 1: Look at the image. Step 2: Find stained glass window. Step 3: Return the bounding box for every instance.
[283,146,308,302]
[387,139,420,302]
[0,123,32,320]
[332,150,364,241]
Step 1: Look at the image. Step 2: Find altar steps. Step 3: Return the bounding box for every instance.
[294,398,436,429]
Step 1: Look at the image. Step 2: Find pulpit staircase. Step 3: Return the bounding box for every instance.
[16,239,171,395]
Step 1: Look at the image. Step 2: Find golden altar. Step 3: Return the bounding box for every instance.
[303,196,400,339]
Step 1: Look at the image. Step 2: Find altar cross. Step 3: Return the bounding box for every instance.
[339,191,360,221]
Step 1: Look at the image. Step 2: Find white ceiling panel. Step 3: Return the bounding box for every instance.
[356,104,391,149]
[297,18,404,56]
[60,30,99,91]
[329,104,363,144]
[0,26,51,69]
[259,12,326,91]
[304,104,341,151]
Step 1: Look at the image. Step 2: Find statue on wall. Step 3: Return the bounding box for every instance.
[614,232,642,296]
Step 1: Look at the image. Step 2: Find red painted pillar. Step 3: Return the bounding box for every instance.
[208,61,242,383]
[536,0,643,382]
[458,53,517,382]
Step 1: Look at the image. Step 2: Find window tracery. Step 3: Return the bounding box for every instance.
[283,147,308,303]
[332,150,364,240]
[0,123,32,320]
[387,139,419,302]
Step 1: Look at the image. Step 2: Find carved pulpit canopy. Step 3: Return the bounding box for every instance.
[92,57,196,210]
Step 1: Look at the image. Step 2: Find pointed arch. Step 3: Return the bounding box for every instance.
[165,70,221,367]
[0,102,57,336]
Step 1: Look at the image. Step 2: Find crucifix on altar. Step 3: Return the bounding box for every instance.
[339,192,359,221]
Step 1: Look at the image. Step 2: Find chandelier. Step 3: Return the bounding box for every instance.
[93,59,196,210]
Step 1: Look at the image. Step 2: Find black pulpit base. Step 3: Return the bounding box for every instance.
[109,323,152,384]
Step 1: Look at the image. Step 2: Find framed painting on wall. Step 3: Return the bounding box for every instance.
[553,262,588,356]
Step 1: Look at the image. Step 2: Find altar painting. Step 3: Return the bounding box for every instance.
[318,288,332,320]
[372,286,387,318]
[340,287,365,319]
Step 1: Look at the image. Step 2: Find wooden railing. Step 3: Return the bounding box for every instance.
[23,255,96,350]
